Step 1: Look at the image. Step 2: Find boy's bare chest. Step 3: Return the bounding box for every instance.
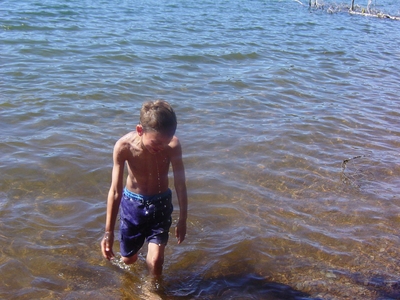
[126,151,170,175]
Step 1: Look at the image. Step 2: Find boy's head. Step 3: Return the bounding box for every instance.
[139,100,177,138]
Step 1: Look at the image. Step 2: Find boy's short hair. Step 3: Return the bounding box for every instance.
[140,100,177,137]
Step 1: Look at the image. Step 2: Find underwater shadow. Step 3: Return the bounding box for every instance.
[346,271,400,300]
[161,272,322,300]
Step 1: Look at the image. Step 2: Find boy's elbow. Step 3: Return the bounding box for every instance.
[113,191,121,201]
[108,188,122,203]
[174,180,186,191]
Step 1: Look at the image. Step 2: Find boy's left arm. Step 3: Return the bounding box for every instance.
[170,138,188,244]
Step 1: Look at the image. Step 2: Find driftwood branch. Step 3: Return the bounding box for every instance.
[349,10,400,20]
[306,0,400,20]
[293,0,306,6]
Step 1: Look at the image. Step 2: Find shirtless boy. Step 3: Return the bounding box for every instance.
[100,100,188,276]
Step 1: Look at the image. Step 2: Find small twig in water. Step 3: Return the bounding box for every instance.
[341,155,365,187]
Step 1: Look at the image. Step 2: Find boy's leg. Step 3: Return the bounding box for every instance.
[119,189,147,265]
[146,243,166,276]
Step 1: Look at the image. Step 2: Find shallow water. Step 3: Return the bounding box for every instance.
[1,0,400,299]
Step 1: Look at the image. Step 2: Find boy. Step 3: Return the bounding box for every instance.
[100,100,188,276]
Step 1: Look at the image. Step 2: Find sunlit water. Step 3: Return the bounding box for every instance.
[1,0,400,299]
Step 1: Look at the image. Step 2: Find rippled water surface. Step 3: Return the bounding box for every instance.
[1,0,400,299]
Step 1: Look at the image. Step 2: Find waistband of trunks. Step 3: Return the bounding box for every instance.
[123,187,171,202]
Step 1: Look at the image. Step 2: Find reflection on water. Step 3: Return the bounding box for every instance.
[1,0,400,299]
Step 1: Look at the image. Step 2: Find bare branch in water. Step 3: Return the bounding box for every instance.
[300,0,400,20]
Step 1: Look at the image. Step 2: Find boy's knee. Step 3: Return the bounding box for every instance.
[122,254,138,265]
[147,255,164,269]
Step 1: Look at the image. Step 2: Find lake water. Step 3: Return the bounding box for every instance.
[1,0,400,299]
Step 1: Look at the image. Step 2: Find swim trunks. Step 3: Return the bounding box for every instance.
[119,188,173,258]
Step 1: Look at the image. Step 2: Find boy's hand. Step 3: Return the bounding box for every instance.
[175,219,187,244]
[101,231,115,260]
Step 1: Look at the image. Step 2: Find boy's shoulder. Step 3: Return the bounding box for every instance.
[114,132,141,153]
[169,135,181,148]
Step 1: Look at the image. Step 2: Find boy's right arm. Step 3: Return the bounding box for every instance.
[101,141,126,260]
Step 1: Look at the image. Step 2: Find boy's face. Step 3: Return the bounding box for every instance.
[137,125,172,154]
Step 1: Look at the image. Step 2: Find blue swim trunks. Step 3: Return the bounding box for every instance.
[119,188,173,258]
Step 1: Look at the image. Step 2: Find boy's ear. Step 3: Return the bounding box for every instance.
[136,124,144,136]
